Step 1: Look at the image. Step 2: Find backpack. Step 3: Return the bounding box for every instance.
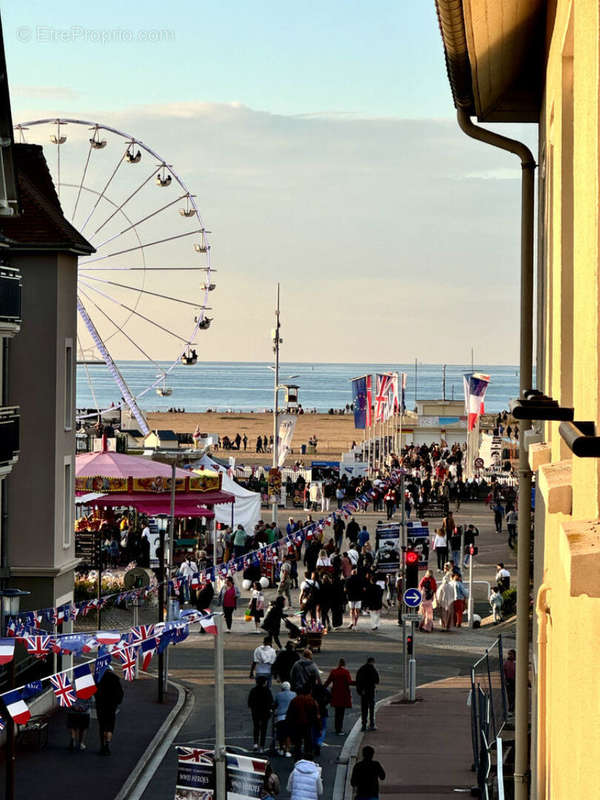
[422,578,434,601]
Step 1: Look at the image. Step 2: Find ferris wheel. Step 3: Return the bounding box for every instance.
[14,117,216,435]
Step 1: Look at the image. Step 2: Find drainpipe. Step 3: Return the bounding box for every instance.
[1,338,9,586]
[456,107,536,800]
[535,582,551,799]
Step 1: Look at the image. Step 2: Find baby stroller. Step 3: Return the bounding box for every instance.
[284,617,305,648]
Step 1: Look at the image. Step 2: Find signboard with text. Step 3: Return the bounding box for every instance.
[375,523,400,573]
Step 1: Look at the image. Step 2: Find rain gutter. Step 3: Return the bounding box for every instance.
[457,109,535,800]
[435,3,536,798]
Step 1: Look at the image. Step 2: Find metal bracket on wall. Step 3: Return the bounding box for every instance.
[559,421,600,458]
[510,390,574,422]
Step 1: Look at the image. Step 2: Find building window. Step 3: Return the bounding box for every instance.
[65,339,73,430]
[64,459,72,548]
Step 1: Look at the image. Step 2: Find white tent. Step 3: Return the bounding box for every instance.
[194,454,261,532]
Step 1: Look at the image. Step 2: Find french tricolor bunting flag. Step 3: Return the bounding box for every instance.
[141,638,157,671]
[198,612,218,635]
[73,663,97,699]
[95,631,122,646]
[1,689,31,725]
[0,638,15,665]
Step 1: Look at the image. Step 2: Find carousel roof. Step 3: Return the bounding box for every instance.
[76,450,194,480]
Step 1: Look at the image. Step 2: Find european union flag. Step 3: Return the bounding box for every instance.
[351,376,368,429]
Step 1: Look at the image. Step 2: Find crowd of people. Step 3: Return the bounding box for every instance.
[244,637,387,799]
[246,640,381,751]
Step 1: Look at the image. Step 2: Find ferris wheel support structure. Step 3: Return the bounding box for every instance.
[77,298,150,434]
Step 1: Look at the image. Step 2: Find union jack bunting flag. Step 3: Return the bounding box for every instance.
[129,625,155,645]
[49,674,76,708]
[22,635,53,660]
[118,646,137,681]
[0,716,5,731]
[80,599,97,617]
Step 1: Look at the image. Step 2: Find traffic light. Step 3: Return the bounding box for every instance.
[469,545,478,556]
[406,632,414,655]
[405,548,419,589]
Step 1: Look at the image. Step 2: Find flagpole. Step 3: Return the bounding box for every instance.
[214,612,226,798]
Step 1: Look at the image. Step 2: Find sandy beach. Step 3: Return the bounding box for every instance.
[146,411,361,464]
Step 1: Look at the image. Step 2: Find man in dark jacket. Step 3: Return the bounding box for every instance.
[303,540,321,575]
[351,745,386,800]
[333,516,346,550]
[355,657,379,731]
[285,686,320,758]
[272,641,300,684]
[346,517,360,546]
[95,667,124,755]
[247,677,274,752]
[290,649,321,693]
[345,569,365,629]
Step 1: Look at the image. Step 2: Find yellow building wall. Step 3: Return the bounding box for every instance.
[536,510,600,799]
[536,1,600,797]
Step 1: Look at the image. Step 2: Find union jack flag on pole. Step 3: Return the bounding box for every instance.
[375,374,392,422]
[49,674,77,708]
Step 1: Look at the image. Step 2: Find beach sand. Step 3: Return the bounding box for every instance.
[146,411,362,464]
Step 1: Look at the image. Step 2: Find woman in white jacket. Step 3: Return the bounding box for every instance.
[287,758,323,800]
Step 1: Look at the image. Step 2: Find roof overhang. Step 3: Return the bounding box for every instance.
[436,0,547,122]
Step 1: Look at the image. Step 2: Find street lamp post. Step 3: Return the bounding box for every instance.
[0,588,31,800]
[272,284,281,525]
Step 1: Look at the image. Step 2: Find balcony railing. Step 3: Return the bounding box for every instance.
[0,405,19,473]
[0,265,22,335]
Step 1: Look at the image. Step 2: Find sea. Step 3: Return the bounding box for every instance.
[76,361,521,415]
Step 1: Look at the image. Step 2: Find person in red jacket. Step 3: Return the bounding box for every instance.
[324,657,355,735]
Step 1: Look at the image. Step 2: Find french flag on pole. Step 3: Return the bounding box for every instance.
[1,689,31,725]
[73,663,97,699]
[0,638,15,665]
[463,373,490,431]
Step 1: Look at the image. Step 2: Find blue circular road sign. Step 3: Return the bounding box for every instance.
[403,588,422,608]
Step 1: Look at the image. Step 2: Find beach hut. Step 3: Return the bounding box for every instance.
[144,429,179,450]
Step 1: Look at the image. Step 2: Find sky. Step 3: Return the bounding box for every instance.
[3,1,538,365]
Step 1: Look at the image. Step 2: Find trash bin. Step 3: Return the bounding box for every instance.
[301,444,306,455]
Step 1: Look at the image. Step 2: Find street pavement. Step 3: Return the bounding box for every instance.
[142,500,516,799]
[0,674,174,800]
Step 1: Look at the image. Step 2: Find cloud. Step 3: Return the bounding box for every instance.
[12,85,80,99]
[10,100,534,364]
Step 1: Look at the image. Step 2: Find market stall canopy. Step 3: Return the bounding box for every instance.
[90,495,217,517]
[192,453,261,531]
